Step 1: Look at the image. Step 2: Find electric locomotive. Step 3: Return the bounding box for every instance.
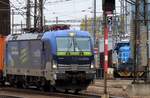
[5,30,95,92]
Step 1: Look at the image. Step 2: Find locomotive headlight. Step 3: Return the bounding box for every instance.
[69,32,75,37]
[52,61,57,69]
[53,64,57,69]
[90,64,94,69]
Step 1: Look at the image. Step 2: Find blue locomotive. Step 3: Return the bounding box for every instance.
[114,41,145,78]
[5,30,95,92]
[114,41,133,77]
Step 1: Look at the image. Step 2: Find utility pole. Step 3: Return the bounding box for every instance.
[39,0,43,32]
[21,21,23,33]
[120,0,125,38]
[34,0,37,29]
[93,0,96,46]
[133,0,140,83]
[26,0,31,29]
[133,0,137,83]
[85,15,87,31]
[125,0,128,34]
[12,9,14,34]
[145,0,149,82]
[44,16,46,27]
[33,0,43,32]
[0,0,10,36]
[113,10,118,47]
[56,17,58,24]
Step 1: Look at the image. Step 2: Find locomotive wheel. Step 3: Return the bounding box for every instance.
[16,81,23,88]
[43,81,50,91]
[38,80,55,92]
[49,86,56,92]
[65,89,69,93]
[74,89,80,94]
[37,82,45,91]
[22,82,28,89]
[0,81,5,87]
[9,80,16,87]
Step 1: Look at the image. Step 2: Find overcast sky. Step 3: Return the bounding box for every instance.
[10,0,121,29]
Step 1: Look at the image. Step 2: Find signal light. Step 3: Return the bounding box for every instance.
[102,0,115,12]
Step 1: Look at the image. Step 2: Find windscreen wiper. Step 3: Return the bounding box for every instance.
[74,38,84,55]
[66,39,72,55]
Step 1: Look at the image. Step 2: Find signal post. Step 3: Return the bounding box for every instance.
[102,0,115,98]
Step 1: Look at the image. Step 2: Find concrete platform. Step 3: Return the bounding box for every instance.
[127,83,150,96]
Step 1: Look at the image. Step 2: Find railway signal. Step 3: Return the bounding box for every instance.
[102,0,115,98]
[102,0,115,12]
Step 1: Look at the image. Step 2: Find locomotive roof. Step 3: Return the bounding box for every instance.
[6,33,43,41]
[41,30,93,55]
[119,45,130,50]
[6,30,91,41]
[42,30,91,39]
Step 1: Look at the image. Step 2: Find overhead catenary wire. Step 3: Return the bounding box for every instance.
[10,0,93,19]
[10,0,100,30]
[0,0,26,18]
[16,0,24,5]
[46,0,88,5]
[44,0,93,19]
[10,1,39,18]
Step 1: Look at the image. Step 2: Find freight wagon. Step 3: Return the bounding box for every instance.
[0,36,5,83]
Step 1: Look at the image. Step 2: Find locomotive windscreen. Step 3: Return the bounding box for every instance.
[56,37,91,51]
[0,0,10,36]
[56,36,93,64]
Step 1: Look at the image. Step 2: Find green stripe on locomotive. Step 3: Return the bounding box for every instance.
[57,51,93,56]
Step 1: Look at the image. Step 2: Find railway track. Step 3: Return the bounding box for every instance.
[0,87,100,98]
[85,79,131,97]
[0,80,130,98]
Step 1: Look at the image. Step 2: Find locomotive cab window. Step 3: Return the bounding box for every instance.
[56,37,91,52]
[56,37,73,51]
[74,37,91,51]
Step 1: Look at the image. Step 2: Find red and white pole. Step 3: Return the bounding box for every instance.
[104,25,108,73]
[103,14,109,95]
